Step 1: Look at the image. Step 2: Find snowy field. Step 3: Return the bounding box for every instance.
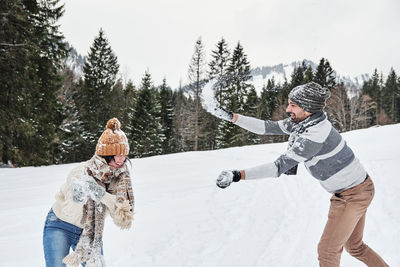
[0,124,399,267]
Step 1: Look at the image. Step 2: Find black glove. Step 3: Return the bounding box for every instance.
[284,165,298,175]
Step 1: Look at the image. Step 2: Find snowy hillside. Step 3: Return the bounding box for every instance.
[250,60,313,87]
[0,124,399,267]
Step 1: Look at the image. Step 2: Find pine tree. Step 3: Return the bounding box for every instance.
[216,42,252,148]
[362,69,380,100]
[274,79,292,142]
[58,69,86,163]
[381,68,399,122]
[314,58,336,89]
[107,79,125,120]
[30,0,69,164]
[83,29,119,91]
[245,87,258,114]
[198,109,219,150]
[244,86,260,144]
[123,80,137,145]
[188,37,206,151]
[78,28,120,157]
[129,72,165,157]
[1,0,33,165]
[206,38,231,150]
[304,65,314,83]
[159,78,174,154]
[397,75,400,122]
[290,60,314,88]
[0,0,67,166]
[258,78,280,143]
[170,86,191,152]
[226,42,252,113]
[361,69,381,125]
[208,37,231,104]
[375,73,392,125]
[290,63,305,88]
[259,78,279,120]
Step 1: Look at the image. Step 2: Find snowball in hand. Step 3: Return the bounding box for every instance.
[201,79,219,113]
[201,79,232,121]
[71,175,105,203]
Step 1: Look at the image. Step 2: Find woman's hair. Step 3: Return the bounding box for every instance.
[101,155,115,164]
[100,155,132,166]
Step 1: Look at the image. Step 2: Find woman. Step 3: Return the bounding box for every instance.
[43,118,134,267]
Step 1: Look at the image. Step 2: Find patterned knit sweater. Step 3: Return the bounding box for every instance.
[52,161,122,228]
[235,113,367,193]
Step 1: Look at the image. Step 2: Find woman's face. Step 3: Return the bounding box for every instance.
[108,155,126,169]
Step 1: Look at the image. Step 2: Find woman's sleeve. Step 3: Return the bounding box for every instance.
[101,192,117,214]
[56,164,85,206]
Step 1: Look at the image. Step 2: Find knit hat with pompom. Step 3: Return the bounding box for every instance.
[96,118,129,156]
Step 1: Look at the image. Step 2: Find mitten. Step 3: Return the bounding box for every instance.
[113,200,133,229]
[212,106,234,122]
[216,170,242,189]
[71,175,105,203]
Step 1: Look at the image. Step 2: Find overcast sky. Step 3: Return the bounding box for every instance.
[59,0,400,89]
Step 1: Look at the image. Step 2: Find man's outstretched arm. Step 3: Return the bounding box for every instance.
[211,106,293,136]
[216,163,278,189]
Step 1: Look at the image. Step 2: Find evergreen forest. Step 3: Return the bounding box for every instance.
[1,1,399,166]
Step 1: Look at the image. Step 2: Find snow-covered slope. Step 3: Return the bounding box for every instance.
[0,124,399,267]
[250,60,312,87]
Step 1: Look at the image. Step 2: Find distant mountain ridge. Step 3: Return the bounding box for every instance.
[64,43,85,80]
[251,59,316,81]
[63,47,370,96]
[250,59,370,93]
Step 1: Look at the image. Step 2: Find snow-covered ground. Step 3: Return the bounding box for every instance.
[0,124,399,267]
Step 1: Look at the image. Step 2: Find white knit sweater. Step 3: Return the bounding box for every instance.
[52,162,119,228]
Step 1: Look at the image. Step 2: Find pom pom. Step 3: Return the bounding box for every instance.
[106,118,121,131]
[113,200,133,229]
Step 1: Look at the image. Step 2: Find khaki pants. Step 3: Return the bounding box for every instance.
[318,177,388,267]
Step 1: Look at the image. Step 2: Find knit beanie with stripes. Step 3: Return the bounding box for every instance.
[288,82,331,113]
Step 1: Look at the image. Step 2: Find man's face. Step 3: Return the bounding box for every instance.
[286,99,312,123]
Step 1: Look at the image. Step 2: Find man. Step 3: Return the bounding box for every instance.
[210,82,388,267]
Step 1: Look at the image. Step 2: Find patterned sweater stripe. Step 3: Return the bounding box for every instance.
[275,137,323,176]
[234,114,367,193]
[303,125,356,181]
[235,114,288,135]
[306,145,355,181]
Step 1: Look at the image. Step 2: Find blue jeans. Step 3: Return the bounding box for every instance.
[43,209,103,267]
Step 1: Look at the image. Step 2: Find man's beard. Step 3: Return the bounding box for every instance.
[288,113,301,123]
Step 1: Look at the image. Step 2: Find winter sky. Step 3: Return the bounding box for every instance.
[59,0,400,88]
